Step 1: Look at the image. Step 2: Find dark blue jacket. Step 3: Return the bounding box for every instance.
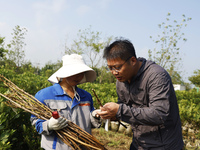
[116,58,183,150]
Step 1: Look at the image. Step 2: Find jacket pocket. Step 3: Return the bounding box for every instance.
[135,125,162,147]
[46,100,71,119]
[48,100,67,110]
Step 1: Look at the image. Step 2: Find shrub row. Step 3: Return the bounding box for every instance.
[79,83,200,126]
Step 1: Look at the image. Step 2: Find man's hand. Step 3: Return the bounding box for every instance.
[48,117,68,131]
[97,102,119,119]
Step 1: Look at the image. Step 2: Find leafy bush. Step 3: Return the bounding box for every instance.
[0,67,51,95]
[0,100,15,150]
[0,68,47,150]
[176,91,200,126]
[0,97,42,150]
[78,82,117,108]
[79,83,200,127]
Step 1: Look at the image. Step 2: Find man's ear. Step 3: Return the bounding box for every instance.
[130,56,137,65]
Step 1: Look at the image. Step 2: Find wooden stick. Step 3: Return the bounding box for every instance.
[92,89,127,129]
[0,75,107,150]
[92,89,103,107]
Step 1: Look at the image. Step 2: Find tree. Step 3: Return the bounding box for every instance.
[40,60,62,77]
[188,69,200,87]
[64,26,113,68]
[93,66,116,84]
[0,36,11,68]
[0,36,8,61]
[7,25,28,67]
[148,13,192,83]
[170,70,184,84]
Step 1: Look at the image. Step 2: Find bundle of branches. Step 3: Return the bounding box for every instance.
[0,74,106,150]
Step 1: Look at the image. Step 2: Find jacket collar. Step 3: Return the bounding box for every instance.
[129,57,155,83]
[53,83,86,99]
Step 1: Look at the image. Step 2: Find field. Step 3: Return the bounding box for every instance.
[92,128,132,150]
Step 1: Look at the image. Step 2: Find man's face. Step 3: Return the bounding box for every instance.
[107,57,137,82]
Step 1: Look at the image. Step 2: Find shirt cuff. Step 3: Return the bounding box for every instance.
[116,104,122,119]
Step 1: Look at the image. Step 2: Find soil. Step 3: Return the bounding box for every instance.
[92,128,132,150]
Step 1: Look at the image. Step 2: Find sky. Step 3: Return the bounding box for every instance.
[0,0,199,83]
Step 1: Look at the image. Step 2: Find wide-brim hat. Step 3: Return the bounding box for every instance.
[48,54,96,84]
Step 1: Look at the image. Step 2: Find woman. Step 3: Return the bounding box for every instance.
[30,54,101,150]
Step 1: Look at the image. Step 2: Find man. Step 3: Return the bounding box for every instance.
[97,39,183,150]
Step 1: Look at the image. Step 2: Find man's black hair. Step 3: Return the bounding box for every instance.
[103,38,137,60]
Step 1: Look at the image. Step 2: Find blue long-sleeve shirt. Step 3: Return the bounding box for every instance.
[30,83,101,150]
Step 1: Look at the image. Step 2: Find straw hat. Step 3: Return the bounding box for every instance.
[48,54,96,84]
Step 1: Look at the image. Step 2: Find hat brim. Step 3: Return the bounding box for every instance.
[48,63,96,84]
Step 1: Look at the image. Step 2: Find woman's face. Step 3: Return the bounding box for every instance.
[65,72,85,86]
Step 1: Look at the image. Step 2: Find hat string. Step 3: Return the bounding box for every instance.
[63,78,80,102]
[73,86,80,102]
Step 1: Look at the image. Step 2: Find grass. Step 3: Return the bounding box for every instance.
[92,127,132,150]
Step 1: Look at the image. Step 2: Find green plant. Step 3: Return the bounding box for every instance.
[0,100,15,150]
[176,91,200,126]
[78,82,117,109]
